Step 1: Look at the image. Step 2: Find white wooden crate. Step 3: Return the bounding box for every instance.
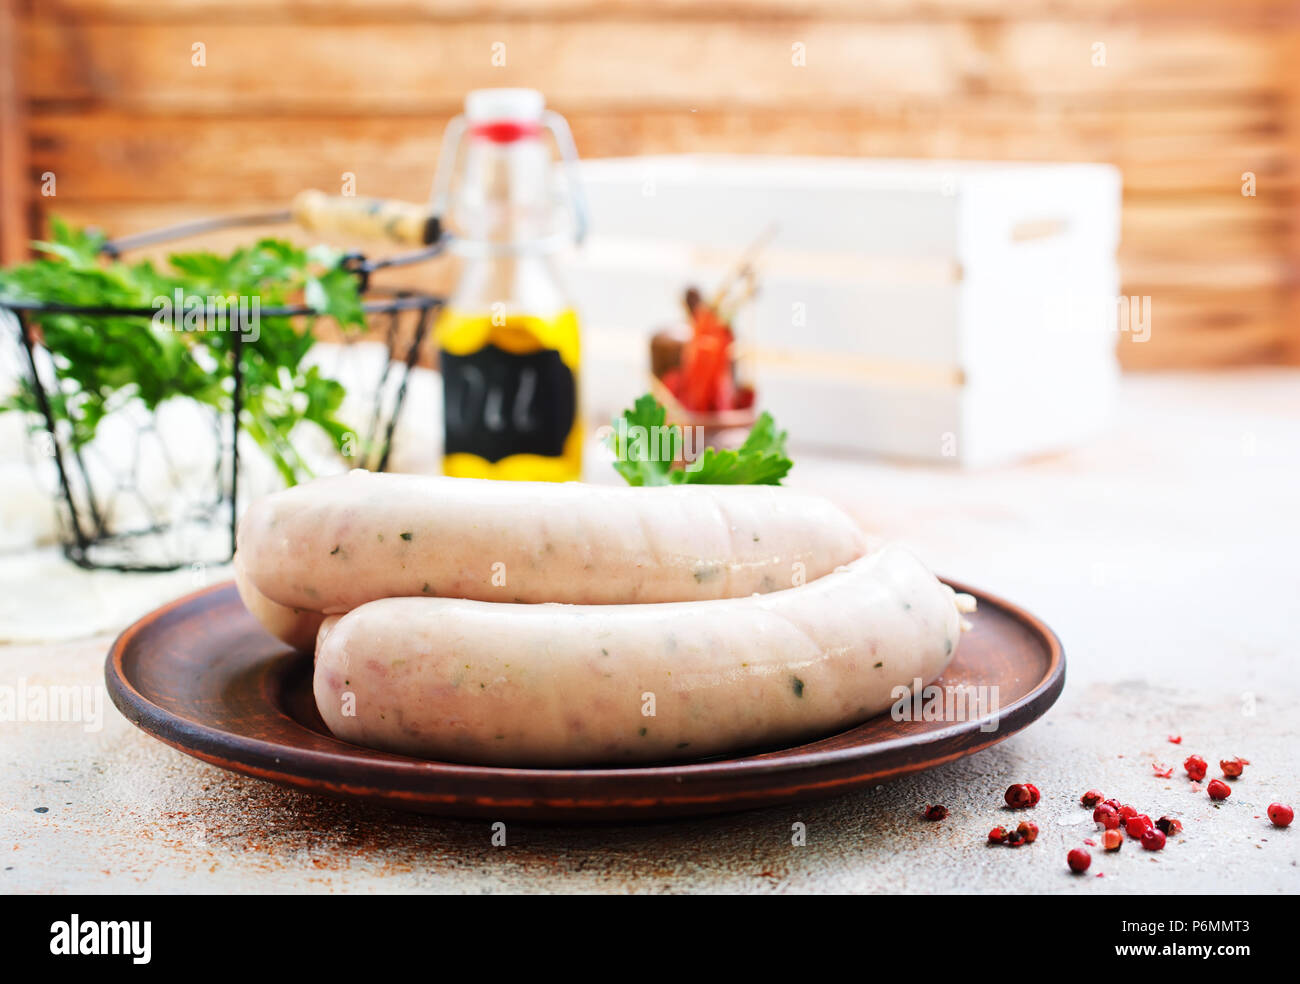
[567,155,1122,467]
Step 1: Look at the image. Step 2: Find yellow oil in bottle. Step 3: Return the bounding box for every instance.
[436,307,582,482]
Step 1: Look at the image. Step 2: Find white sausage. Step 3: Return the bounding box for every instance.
[238,470,867,613]
[313,545,964,766]
[232,550,325,651]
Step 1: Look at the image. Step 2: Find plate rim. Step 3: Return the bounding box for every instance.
[105,577,1065,811]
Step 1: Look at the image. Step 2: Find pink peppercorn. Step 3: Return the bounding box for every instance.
[1140,828,1167,851]
[1125,814,1155,838]
[1005,784,1035,809]
[1220,757,1246,779]
[1093,803,1121,830]
[1155,816,1182,836]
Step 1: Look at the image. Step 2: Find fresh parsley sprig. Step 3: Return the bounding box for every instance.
[607,393,793,486]
[0,218,367,485]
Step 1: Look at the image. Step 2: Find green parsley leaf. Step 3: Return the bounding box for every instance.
[606,394,793,487]
[0,219,368,485]
[606,393,677,486]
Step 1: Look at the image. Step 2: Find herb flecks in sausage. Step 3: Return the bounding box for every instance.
[400,531,413,541]
[693,563,723,584]
[792,677,805,698]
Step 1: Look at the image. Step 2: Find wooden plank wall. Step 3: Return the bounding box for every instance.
[8,0,1300,368]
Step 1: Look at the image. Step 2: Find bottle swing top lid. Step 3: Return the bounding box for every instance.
[431,88,588,250]
[465,89,545,142]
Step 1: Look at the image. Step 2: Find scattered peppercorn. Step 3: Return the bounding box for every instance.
[988,826,1009,844]
[924,805,948,821]
[1267,803,1293,828]
[1102,829,1124,852]
[1093,803,1121,830]
[1080,790,1104,807]
[1155,816,1183,836]
[1207,778,1231,801]
[1005,783,1035,809]
[1220,757,1246,779]
[1140,828,1167,851]
[1067,848,1091,873]
[1125,814,1155,838]
[1024,783,1041,806]
[1118,804,1138,822]
[1016,821,1039,844]
[1005,830,1026,847]
[1102,798,1123,813]
[1168,735,1182,744]
[1184,755,1208,782]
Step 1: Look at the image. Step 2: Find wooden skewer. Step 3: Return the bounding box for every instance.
[709,222,778,313]
[717,274,759,327]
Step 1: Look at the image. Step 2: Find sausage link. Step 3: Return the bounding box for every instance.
[313,545,964,766]
[232,550,325,651]
[238,470,866,613]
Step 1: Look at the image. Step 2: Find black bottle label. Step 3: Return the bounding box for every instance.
[441,344,577,462]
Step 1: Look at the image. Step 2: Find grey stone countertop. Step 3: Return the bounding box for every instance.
[2,371,1297,893]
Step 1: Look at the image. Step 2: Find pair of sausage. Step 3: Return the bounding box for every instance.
[234,471,969,766]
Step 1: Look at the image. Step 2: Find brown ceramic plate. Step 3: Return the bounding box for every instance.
[105,580,1064,821]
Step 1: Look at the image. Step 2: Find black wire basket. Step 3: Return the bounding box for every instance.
[1,221,445,572]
